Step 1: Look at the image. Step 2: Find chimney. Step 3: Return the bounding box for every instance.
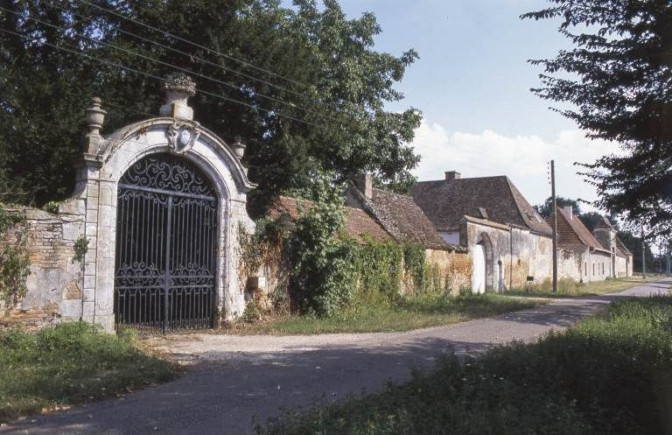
[563,205,573,220]
[160,72,196,121]
[353,173,373,199]
[445,171,461,181]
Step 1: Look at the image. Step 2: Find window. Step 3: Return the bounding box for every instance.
[602,263,605,275]
[593,264,595,275]
[584,262,587,275]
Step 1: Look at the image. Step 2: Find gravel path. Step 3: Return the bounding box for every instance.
[2,279,669,435]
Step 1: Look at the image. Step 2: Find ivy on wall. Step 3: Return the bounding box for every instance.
[237,173,456,319]
[0,205,30,311]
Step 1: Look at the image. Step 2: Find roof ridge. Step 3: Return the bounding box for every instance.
[557,207,608,251]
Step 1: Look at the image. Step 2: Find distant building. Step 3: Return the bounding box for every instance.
[411,171,553,292]
[552,208,632,281]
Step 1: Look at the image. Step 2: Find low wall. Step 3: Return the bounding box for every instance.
[424,249,472,295]
[1,207,85,328]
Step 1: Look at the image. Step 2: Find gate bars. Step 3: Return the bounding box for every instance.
[114,154,218,332]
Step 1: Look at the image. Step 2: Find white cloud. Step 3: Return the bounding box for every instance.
[410,120,623,211]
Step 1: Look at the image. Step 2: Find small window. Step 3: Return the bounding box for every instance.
[593,264,595,275]
[584,262,587,275]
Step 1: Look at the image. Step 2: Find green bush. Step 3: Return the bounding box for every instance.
[0,322,177,422]
[258,297,672,435]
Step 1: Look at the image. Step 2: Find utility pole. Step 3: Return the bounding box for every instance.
[641,226,646,279]
[551,160,558,293]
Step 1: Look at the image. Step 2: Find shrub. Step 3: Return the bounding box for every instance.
[0,322,177,422]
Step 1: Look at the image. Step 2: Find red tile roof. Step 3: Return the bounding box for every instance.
[269,196,392,244]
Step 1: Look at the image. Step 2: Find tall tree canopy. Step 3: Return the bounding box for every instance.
[0,0,421,209]
[535,196,582,218]
[522,0,672,240]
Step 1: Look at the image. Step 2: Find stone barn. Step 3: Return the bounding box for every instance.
[3,74,256,332]
[553,207,633,281]
[411,171,553,292]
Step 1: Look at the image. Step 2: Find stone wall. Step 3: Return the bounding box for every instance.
[424,249,472,295]
[464,220,553,290]
[1,207,85,328]
[557,248,583,282]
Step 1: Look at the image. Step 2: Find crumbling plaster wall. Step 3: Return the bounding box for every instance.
[424,249,472,295]
[464,221,552,290]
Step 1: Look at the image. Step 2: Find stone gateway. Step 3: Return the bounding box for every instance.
[7,74,256,332]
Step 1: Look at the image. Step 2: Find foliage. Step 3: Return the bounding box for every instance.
[0,0,421,208]
[0,322,178,422]
[239,300,262,323]
[231,294,545,335]
[42,201,60,214]
[535,196,582,218]
[522,1,672,240]
[0,205,29,309]
[580,211,608,232]
[350,238,404,306]
[286,173,355,316]
[73,235,89,264]
[258,297,672,435]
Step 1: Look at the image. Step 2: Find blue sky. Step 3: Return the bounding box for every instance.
[331,0,618,209]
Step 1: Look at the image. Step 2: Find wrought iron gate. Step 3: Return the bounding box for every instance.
[114,154,218,331]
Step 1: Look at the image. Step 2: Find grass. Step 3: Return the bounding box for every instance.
[0,322,179,423]
[257,296,672,435]
[227,293,547,335]
[506,274,669,298]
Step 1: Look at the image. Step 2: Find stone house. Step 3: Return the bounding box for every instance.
[553,207,632,281]
[411,171,553,292]
[346,174,471,293]
[2,74,256,332]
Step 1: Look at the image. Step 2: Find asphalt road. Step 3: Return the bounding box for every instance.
[2,279,670,435]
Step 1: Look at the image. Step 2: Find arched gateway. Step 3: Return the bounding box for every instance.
[67,74,255,332]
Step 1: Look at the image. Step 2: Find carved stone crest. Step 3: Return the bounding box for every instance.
[167,120,200,154]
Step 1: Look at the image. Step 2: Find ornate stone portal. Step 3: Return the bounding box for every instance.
[57,74,256,331]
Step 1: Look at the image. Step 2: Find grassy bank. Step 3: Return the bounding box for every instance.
[229,294,547,335]
[258,296,672,435]
[0,322,178,423]
[506,274,668,298]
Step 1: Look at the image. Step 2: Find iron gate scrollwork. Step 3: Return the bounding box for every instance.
[114,154,218,331]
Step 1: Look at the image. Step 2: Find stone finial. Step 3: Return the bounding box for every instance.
[232,136,247,160]
[82,97,106,155]
[159,72,196,120]
[85,97,106,136]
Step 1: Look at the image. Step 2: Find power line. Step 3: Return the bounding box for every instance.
[76,0,313,90]
[0,5,339,123]
[47,2,328,107]
[0,26,328,130]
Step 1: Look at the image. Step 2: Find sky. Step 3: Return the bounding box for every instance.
[333,0,620,210]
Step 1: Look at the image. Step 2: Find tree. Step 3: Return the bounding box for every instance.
[535,196,582,218]
[580,211,608,232]
[617,230,656,273]
[522,1,672,240]
[0,0,421,209]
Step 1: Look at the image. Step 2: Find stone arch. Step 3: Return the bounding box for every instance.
[72,114,255,331]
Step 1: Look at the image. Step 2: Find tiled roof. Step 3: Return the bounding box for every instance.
[551,207,610,253]
[411,176,552,236]
[347,185,460,251]
[615,236,632,256]
[269,196,392,244]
